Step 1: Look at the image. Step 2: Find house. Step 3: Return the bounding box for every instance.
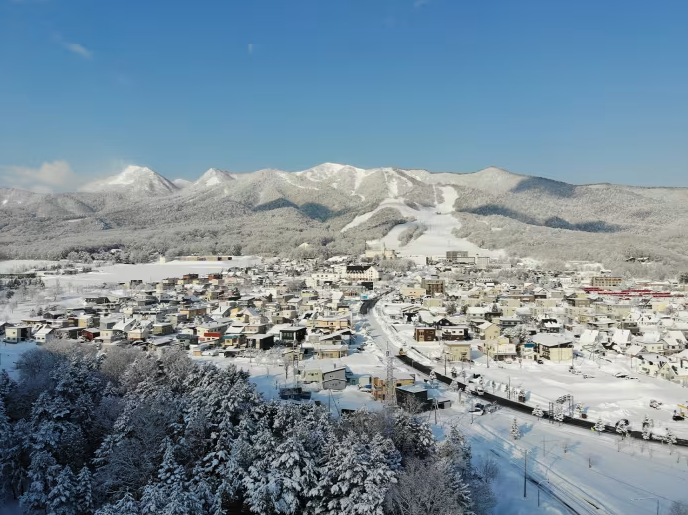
[440,326,469,341]
[485,338,517,360]
[80,328,101,341]
[611,329,632,349]
[34,326,55,343]
[443,341,471,361]
[396,383,452,411]
[421,278,445,296]
[313,344,348,360]
[278,325,308,344]
[531,333,574,362]
[372,371,415,401]
[246,333,275,350]
[659,360,688,383]
[152,322,174,336]
[637,354,669,377]
[5,325,32,343]
[400,286,427,300]
[318,365,348,390]
[345,265,380,282]
[478,322,500,341]
[414,327,437,342]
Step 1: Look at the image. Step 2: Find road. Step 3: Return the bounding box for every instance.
[359,294,686,515]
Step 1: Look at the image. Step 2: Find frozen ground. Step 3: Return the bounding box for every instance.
[0,257,261,288]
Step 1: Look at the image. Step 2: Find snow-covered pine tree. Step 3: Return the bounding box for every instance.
[140,439,203,515]
[664,428,677,447]
[510,418,521,440]
[554,405,564,425]
[0,397,20,497]
[20,450,61,515]
[532,405,544,420]
[75,466,94,515]
[95,491,141,515]
[616,421,629,440]
[575,403,583,418]
[46,465,77,515]
[244,434,318,515]
[594,418,606,434]
[310,432,400,515]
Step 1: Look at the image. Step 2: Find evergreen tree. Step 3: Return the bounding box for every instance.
[510,418,521,440]
[244,434,318,514]
[0,397,21,497]
[594,418,606,434]
[46,465,77,515]
[553,405,564,425]
[664,428,677,447]
[75,466,94,515]
[532,405,544,420]
[20,450,61,515]
[95,491,140,515]
[310,433,400,515]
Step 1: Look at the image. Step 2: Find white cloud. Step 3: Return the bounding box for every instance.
[63,42,93,59]
[248,43,254,55]
[0,160,79,193]
[414,0,430,6]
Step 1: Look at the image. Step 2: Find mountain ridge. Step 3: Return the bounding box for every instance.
[1,163,687,276]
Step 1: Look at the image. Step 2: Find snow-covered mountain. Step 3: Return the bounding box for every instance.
[186,168,236,191]
[79,166,179,196]
[3,161,688,275]
[172,178,192,189]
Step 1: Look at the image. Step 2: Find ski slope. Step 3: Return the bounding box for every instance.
[350,185,502,259]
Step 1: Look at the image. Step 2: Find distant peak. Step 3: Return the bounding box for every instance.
[190,168,235,188]
[475,166,513,175]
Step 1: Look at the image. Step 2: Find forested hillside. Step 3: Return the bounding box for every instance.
[0,343,496,515]
[1,163,687,276]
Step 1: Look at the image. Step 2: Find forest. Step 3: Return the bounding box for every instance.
[0,342,497,515]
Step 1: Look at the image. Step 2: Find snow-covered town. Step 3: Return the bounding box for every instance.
[2,251,688,514]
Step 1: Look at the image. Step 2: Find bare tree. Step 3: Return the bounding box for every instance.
[386,458,466,515]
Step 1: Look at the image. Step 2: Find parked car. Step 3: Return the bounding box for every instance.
[537,359,544,364]
[468,406,484,416]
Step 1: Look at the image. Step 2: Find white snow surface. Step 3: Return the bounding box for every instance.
[79,165,179,196]
[342,185,502,259]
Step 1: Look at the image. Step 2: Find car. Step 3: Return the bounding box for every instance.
[614,372,628,379]
[468,406,484,416]
[201,349,219,356]
[537,359,544,365]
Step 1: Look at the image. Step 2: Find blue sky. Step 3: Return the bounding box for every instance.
[1,0,687,191]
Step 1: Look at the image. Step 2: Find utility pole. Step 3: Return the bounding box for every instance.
[523,449,528,498]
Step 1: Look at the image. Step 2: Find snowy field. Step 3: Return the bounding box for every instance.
[0,340,37,380]
[36,258,262,286]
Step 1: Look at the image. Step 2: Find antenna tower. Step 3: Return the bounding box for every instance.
[385,344,395,405]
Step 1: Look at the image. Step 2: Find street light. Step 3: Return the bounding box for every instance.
[631,497,659,515]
